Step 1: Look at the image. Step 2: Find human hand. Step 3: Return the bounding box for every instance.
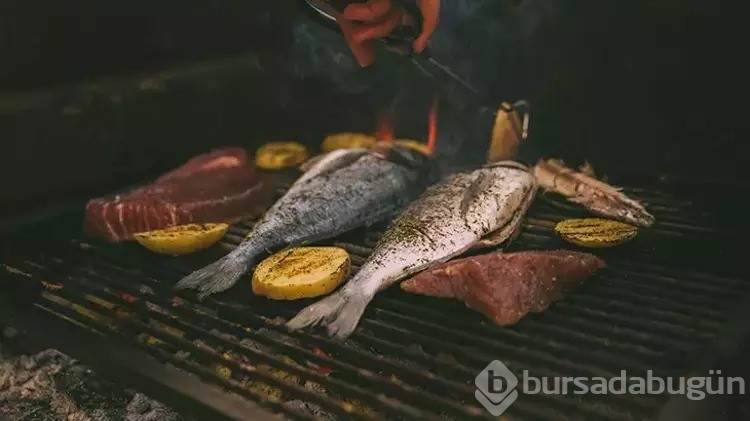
[334,0,440,67]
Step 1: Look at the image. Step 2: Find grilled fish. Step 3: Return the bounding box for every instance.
[533,159,655,227]
[287,161,538,339]
[174,144,439,299]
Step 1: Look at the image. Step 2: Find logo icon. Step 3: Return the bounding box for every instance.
[475,360,519,416]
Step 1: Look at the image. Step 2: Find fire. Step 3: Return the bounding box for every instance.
[427,95,438,155]
[375,110,394,142]
[373,94,439,156]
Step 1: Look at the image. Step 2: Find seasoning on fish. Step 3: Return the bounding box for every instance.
[534,158,655,227]
[400,250,606,326]
[252,247,351,300]
[555,218,638,248]
[321,133,376,153]
[133,223,229,256]
[287,161,537,339]
[174,144,439,299]
[255,142,309,170]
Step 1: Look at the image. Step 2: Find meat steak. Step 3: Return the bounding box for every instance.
[83,147,271,242]
[401,250,605,326]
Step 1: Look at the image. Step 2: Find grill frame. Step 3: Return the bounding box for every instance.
[2,176,749,421]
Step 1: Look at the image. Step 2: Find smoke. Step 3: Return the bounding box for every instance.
[280,0,569,169]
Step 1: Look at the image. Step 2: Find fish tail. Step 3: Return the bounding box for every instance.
[174,249,253,299]
[286,288,373,339]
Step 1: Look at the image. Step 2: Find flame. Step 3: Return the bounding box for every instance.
[375,110,394,142]
[426,95,438,155]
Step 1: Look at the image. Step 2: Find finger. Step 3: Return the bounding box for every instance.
[352,8,403,43]
[343,0,392,22]
[412,0,440,53]
[335,17,376,67]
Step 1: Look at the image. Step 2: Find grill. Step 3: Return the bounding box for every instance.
[2,174,748,420]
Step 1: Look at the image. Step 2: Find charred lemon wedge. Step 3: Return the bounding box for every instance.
[252,247,350,300]
[321,132,376,152]
[133,223,229,256]
[392,139,431,155]
[255,141,309,170]
[555,218,638,248]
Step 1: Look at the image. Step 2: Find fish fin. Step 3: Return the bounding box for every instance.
[174,251,250,300]
[286,289,371,340]
[472,181,536,250]
[471,203,527,249]
[459,172,495,218]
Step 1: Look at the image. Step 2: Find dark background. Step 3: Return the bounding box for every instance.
[0,0,746,226]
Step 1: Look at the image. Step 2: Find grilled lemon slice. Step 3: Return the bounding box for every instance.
[133,223,229,255]
[255,141,309,170]
[392,139,430,155]
[321,132,376,152]
[555,218,638,248]
[252,247,351,300]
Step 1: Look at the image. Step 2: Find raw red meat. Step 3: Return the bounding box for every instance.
[83,147,271,242]
[401,250,605,326]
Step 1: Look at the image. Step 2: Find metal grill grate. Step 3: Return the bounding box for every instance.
[2,180,748,420]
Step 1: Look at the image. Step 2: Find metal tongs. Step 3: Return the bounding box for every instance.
[303,0,530,137]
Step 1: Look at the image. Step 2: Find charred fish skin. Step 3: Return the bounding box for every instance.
[287,161,537,339]
[174,145,439,299]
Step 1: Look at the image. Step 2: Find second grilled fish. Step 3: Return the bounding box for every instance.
[287,160,538,339]
[174,144,438,299]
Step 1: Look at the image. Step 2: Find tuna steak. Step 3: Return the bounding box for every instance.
[83,147,269,242]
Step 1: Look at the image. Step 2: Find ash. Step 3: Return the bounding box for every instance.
[0,340,188,421]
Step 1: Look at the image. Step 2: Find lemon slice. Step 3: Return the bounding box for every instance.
[252,247,351,300]
[321,133,377,153]
[255,142,309,170]
[392,139,431,155]
[555,218,638,248]
[133,223,229,255]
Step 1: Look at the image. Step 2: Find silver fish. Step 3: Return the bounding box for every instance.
[287,160,538,339]
[174,144,439,299]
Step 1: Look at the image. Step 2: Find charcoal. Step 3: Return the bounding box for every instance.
[125,393,182,421]
[1,340,189,420]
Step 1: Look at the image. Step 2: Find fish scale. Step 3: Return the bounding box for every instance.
[287,161,538,339]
